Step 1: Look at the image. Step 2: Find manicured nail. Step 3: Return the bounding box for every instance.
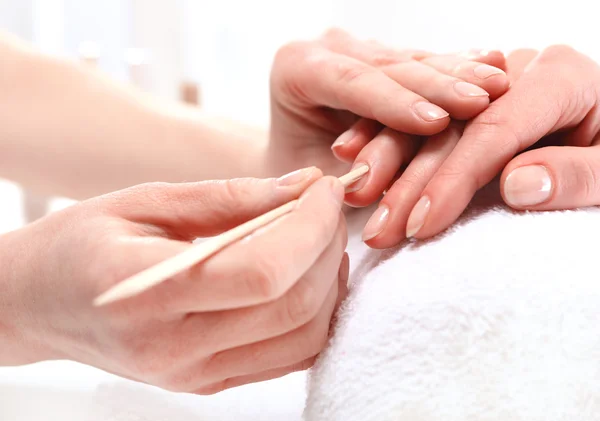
[406,196,431,238]
[454,81,489,97]
[331,130,355,150]
[362,204,390,242]
[413,102,449,122]
[277,167,316,187]
[474,64,505,79]
[328,177,345,206]
[345,163,370,194]
[504,165,552,207]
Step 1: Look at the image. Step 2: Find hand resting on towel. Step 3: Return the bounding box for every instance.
[337,46,600,247]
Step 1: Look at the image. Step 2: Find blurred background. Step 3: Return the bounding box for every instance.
[0,0,596,234]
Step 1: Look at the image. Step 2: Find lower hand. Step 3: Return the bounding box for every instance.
[351,45,600,246]
[0,168,348,394]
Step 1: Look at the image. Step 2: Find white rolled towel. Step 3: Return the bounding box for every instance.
[305,185,600,421]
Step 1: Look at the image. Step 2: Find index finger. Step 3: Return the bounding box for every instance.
[406,46,597,239]
[172,177,346,311]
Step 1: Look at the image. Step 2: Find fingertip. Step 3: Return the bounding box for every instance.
[486,75,511,100]
[325,175,346,207]
[361,203,390,243]
[478,50,507,70]
[447,97,491,121]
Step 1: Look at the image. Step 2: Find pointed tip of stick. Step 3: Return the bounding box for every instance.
[93,289,122,307]
[339,164,370,187]
[93,281,142,307]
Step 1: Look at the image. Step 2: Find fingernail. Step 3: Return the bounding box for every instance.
[413,102,449,122]
[331,130,355,150]
[504,165,552,207]
[339,252,350,284]
[328,177,345,206]
[454,81,489,97]
[277,167,316,187]
[345,163,370,194]
[474,64,505,79]
[406,196,431,238]
[362,204,390,242]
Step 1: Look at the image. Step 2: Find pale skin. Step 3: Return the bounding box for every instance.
[0,29,512,394]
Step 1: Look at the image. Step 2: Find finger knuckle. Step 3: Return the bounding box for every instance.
[273,41,311,64]
[392,170,425,193]
[370,51,405,67]
[431,159,481,197]
[470,108,522,157]
[539,44,578,63]
[245,254,283,301]
[335,61,372,85]
[284,283,319,328]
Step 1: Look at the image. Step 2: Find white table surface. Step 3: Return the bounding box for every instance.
[0,361,307,421]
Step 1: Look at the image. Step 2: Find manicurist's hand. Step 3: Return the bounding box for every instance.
[0,168,349,394]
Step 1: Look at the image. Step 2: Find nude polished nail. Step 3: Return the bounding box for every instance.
[331,129,355,150]
[413,102,449,122]
[454,81,489,97]
[276,167,316,186]
[362,204,390,242]
[504,165,552,207]
[473,64,505,79]
[406,196,431,238]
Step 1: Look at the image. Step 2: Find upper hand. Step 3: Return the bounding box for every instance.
[267,28,509,178]
[1,168,348,394]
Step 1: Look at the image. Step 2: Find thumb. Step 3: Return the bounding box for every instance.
[106,167,323,238]
[501,146,600,210]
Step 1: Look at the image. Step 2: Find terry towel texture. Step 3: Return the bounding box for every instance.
[305,188,600,421]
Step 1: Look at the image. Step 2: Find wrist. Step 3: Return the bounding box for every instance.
[0,229,60,365]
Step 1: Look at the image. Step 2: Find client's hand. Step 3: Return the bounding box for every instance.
[0,169,348,395]
[267,28,509,178]
[352,45,600,246]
